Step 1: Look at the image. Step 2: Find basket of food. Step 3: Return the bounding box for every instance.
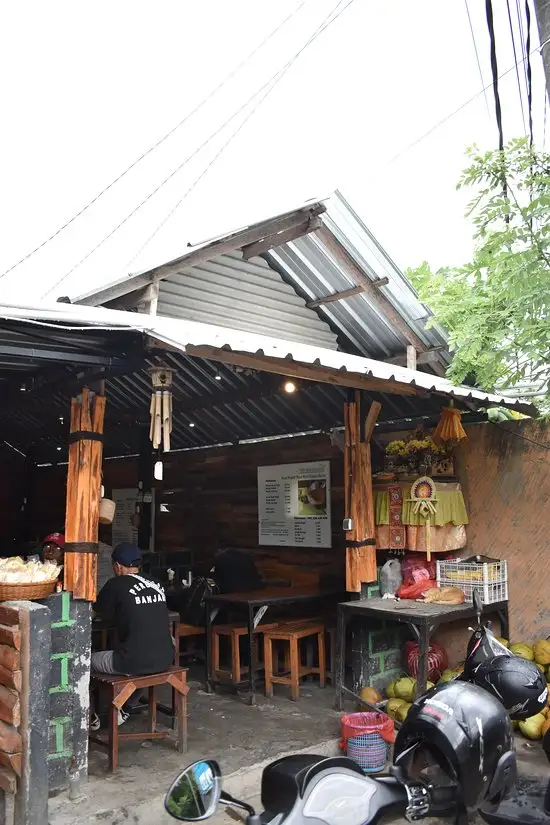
[0,558,61,601]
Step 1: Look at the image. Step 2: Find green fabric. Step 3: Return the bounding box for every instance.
[374,489,469,526]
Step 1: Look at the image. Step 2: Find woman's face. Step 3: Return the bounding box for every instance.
[43,543,63,564]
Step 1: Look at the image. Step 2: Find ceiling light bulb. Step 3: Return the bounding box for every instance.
[283,380,297,394]
[189,422,195,428]
[214,374,222,381]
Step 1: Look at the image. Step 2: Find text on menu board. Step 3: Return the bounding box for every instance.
[257,460,331,548]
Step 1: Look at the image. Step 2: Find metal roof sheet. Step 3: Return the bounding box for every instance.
[0,301,535,461]
[74,190,449,368]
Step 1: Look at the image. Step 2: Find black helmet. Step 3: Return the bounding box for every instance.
[471,654,548,720]
[393,681,516,817]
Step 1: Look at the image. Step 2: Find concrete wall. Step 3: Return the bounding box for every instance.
[436,419,549,663]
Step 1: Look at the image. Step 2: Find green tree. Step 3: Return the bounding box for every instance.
[407,138,550,407]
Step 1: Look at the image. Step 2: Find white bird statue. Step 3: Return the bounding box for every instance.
[380,559,403,599]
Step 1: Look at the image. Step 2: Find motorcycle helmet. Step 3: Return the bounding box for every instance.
[471,654,548,720]
[392,681,516,819]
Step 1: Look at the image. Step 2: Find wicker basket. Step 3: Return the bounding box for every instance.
[0,580,57,601]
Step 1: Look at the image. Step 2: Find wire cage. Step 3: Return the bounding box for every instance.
[436,559,508,604]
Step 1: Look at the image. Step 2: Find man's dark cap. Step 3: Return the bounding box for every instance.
[112,543,141,567]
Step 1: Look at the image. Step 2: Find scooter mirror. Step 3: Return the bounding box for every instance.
[165,760,222,821]
[472,588,483,621]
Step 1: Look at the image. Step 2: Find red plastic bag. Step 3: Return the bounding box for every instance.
[401,554,436,586]
[397,578,437,600]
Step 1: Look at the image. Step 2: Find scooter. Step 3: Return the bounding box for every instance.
[461,589,550,825]
[163,755,429,825]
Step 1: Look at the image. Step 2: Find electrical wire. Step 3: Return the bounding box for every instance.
[524,0,534,146]
[516,0,531,93]
[126,0,355,268]
[506,0,528,134]
[0,0,310,281]
[43,0,357,297]
[386,36,550,169]
[464,0,491,115]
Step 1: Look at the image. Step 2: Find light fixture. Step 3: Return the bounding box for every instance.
[59,416,64,424]
[20,383,26,392]
[283,380,297,394]
[214,374,222,382]
[189,422,195,428]
[154,460,164,481]
[56,446,62,452]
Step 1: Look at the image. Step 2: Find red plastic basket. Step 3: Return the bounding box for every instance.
[340,712,395,775]
[341,712,395,745]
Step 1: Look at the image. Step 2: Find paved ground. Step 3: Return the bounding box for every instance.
[48,676,550,825]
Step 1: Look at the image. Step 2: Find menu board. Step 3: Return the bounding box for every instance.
[258,461,331,548]
[111,488,139,547]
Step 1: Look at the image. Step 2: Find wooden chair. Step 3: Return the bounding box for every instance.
[89,666,188,773]
[211,623,278,683]
[264,621,326,701]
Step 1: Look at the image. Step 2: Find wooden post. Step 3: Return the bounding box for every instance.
[63,387,106,601]
[344,393,381,593]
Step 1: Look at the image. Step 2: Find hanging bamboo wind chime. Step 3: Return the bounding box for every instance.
[148,366,174,452]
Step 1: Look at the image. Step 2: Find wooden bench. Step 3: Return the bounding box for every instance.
[211,622,278,683]
[264,621,326,701]
[89,666,188,772]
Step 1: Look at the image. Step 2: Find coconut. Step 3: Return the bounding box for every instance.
[396,702,412,723]
[519,713,546,740]
[360,686,383,705]
[394,677,416,703]
[386,698,407,720]
[509,643,534,661]
[386,681,397,699]
[533,640,550,667]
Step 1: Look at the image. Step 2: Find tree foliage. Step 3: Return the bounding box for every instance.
[407,139,550,406]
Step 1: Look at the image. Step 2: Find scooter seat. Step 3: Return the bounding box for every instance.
[261,754,364,815]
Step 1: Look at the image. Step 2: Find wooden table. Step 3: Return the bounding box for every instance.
[334,597,509,710]
[204,587,343,705]
[92,609,181,720]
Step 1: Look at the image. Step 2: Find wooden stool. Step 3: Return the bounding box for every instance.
[177,623,205,640]
[264,621,326,701]
[89,666,188,773]
[211,623,277,683]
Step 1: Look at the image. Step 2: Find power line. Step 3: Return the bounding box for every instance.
[506,0,528,134]
[0,0,310,281]
[44,0,358,297]
[464,0,491,114]
[127,0,356,268]
[386,36,550,168]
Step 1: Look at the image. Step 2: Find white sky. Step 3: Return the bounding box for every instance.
[0,0,546,303]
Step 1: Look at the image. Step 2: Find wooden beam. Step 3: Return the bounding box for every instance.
[80,204,326,306]
[315,226,427,352]
[306,285,366,308]
[242,216,322,261]
[384,346,447,367]
[372,277,390,288]
[182,344,427,397]
[364,401,382,442]
[137,281,159,316]
[104,285,152,311]
[64,387,106,601]
[407,346,417,371]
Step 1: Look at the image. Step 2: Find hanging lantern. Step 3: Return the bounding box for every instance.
[148,366,174,452]
[432,402,467,445]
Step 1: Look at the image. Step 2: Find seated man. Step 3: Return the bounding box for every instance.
[91,543,174,728]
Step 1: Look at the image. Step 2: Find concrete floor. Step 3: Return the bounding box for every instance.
[48,677,550,825]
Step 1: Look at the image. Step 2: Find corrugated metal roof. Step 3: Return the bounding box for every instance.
[157,250,337,348]
[0,302,534,413]
[74,190,449,368]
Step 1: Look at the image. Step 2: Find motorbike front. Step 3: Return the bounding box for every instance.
[163,755,426,825]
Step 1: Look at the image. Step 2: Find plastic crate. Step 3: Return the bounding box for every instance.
[436,559,508,604]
